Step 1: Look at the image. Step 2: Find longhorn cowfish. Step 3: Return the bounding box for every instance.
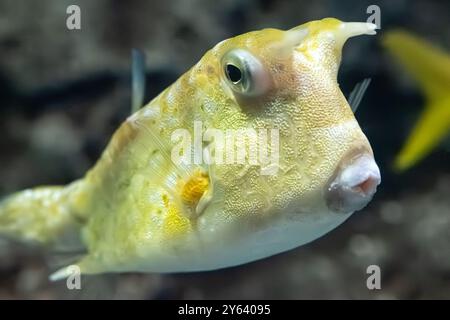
[0,18,381,280]
[382,30,450,172]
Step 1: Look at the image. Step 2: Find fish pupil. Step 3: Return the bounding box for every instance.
[226,63,242,84]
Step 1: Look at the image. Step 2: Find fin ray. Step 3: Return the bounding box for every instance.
[131,49,146,114]
[348,78,371,112]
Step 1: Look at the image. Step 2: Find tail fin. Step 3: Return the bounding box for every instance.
[0,182,83,246]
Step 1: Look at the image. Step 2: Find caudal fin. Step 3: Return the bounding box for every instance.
[0,182,83,245]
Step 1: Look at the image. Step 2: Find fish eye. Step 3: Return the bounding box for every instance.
[222,49,270,97]
[225,64,242,84]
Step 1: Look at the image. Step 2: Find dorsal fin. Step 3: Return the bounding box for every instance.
[348,78,371,113]
[131,49,146,114]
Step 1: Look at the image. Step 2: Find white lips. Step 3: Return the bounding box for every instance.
[337,155,381,195]
[327,154,381,213]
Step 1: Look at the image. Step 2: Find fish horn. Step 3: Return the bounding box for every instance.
[335,22,377,48]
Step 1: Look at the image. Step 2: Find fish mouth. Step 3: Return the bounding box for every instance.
[325,148,381,213]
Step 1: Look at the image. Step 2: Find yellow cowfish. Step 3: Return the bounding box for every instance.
[0,18,381,280]
[382,30,450,172]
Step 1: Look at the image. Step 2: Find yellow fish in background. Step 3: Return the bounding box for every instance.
[383,30,450,172]
[0,18,381,280]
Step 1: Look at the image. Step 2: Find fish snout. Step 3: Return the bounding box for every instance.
[325,151,381,213]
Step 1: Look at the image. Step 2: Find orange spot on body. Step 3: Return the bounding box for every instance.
[180,170,209,207]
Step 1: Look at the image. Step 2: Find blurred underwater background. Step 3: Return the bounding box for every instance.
[0,0,449,299]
